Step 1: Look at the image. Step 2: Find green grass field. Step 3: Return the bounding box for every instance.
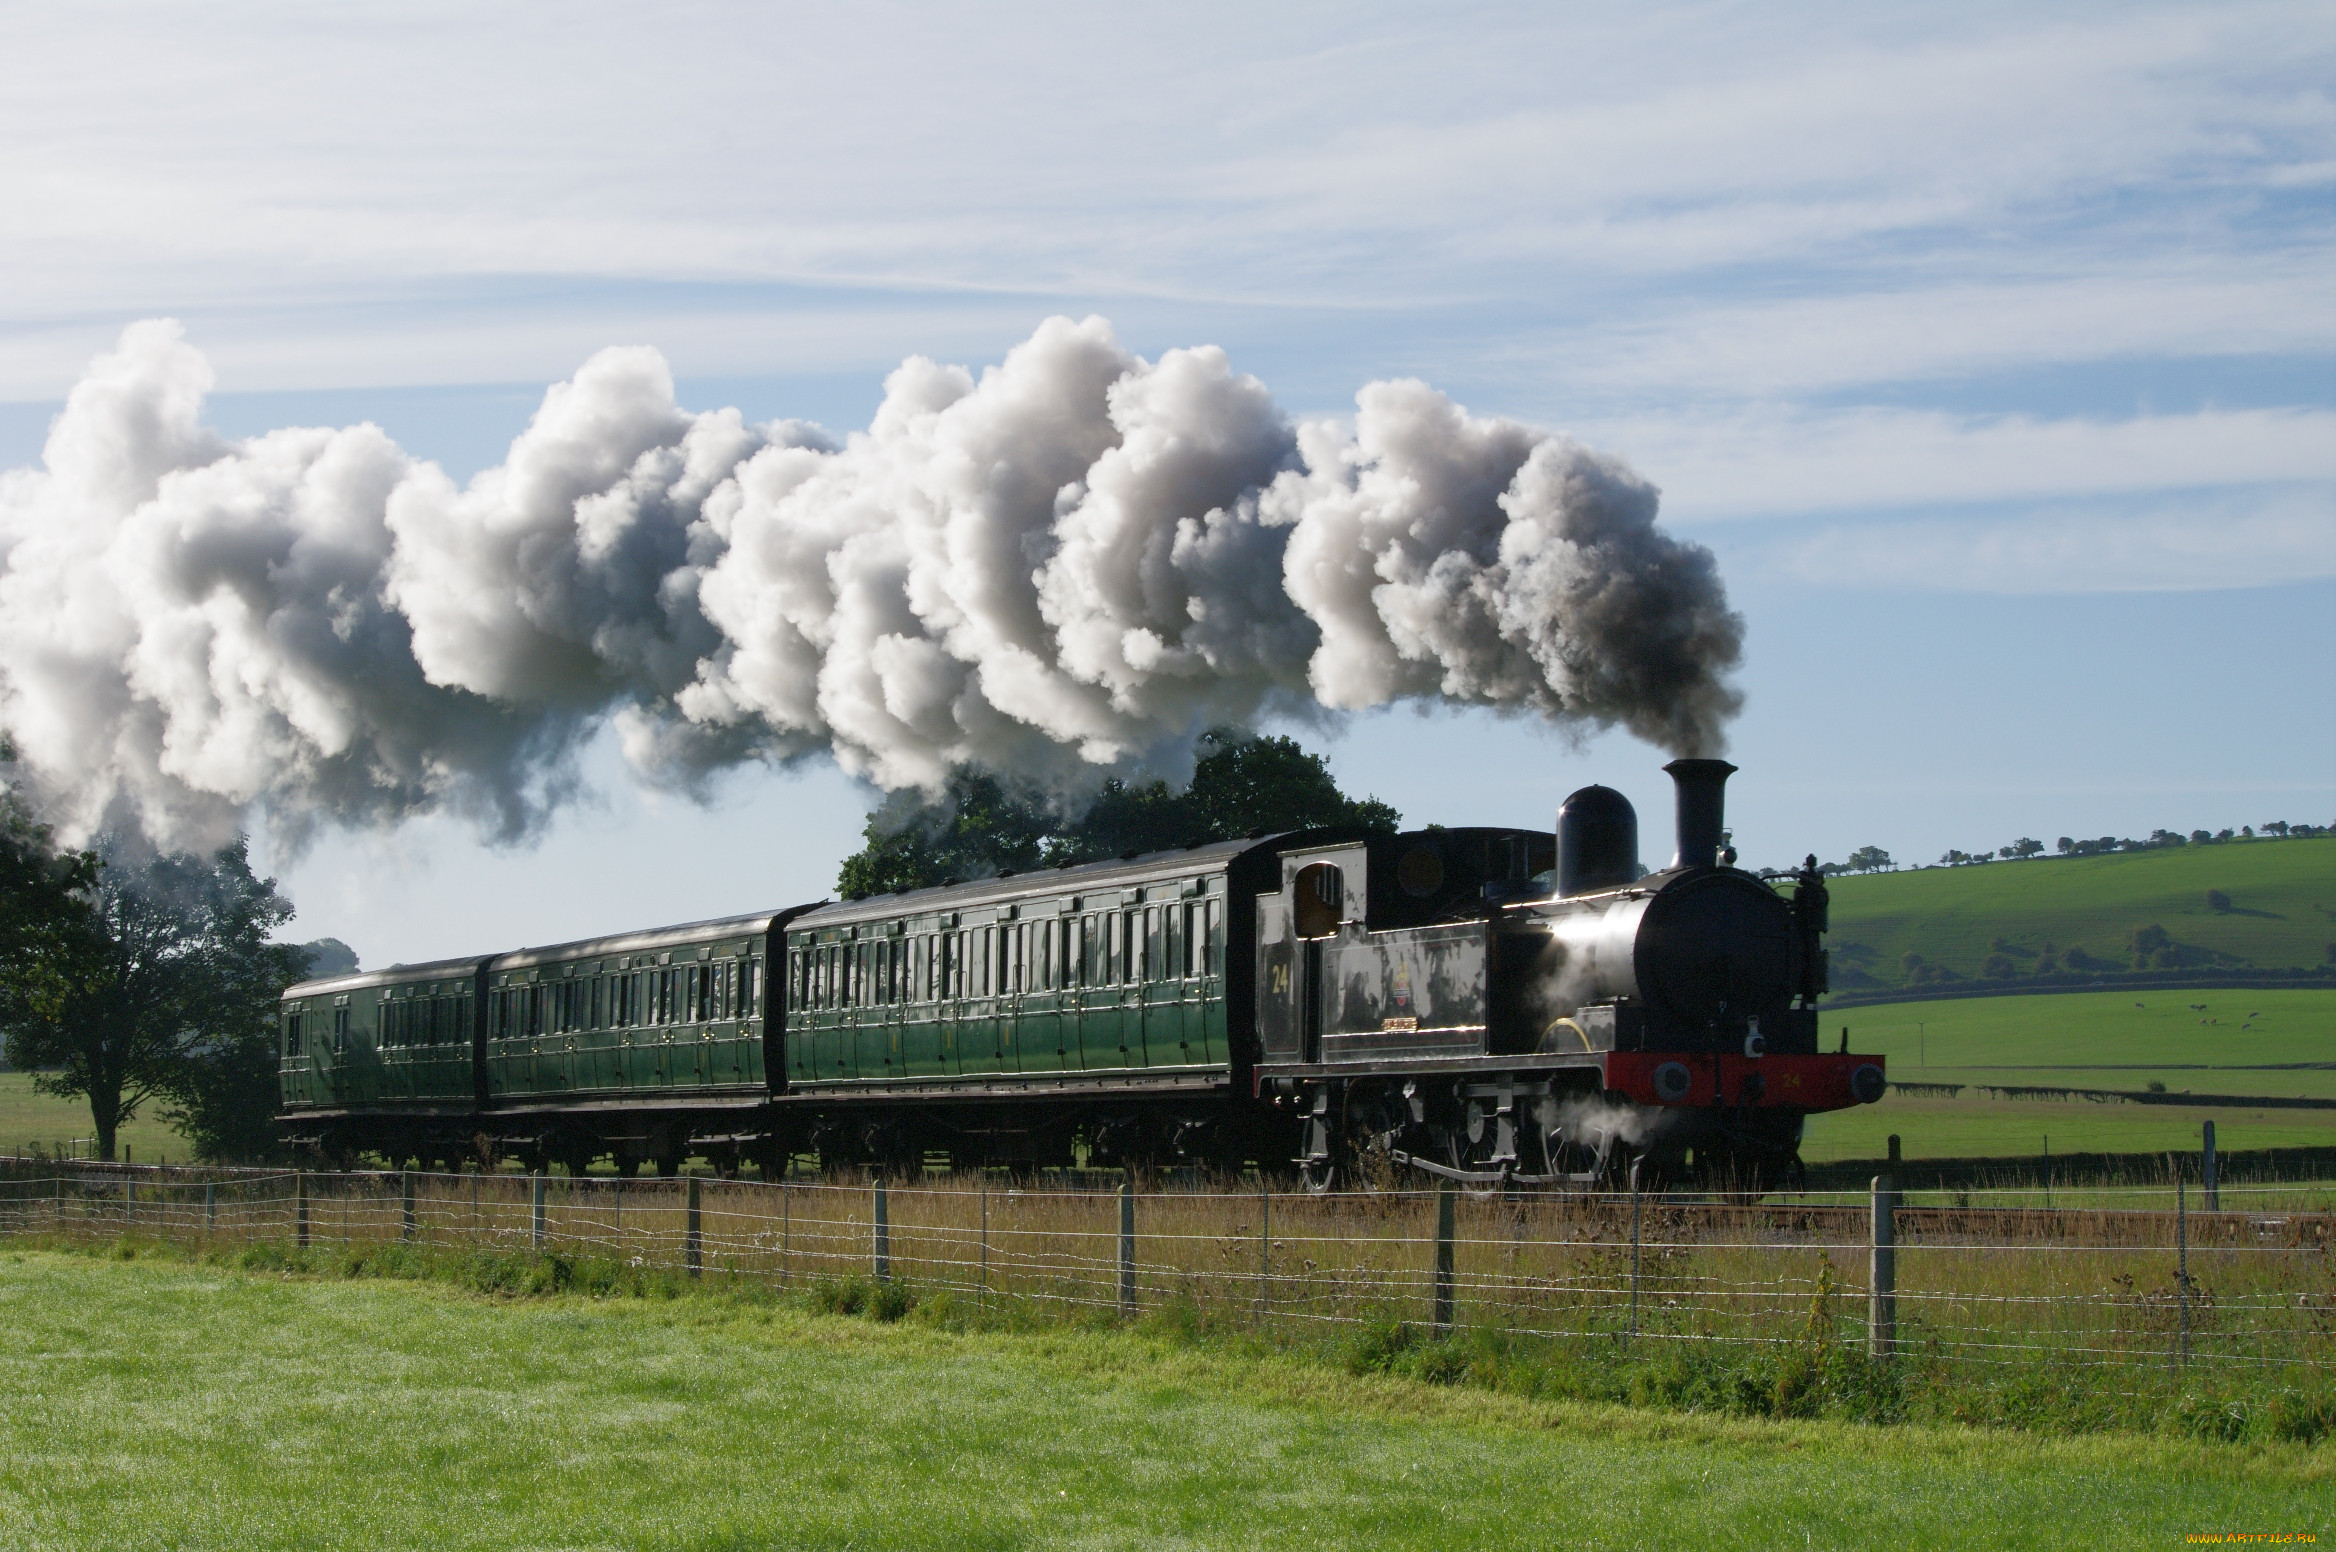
[1803,988,2336,1162]
[0,1251,2323,1550]
[0,1073,188,1163]
[1823,834,2336,982]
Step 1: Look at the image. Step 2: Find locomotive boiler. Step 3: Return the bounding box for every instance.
[279,759,1883,1189]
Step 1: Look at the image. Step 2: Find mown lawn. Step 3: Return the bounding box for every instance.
[0,1073,188,1163]
[1804,989,2336,1162]
[1794,995,2336,1164]
[1833,989,2336,1073]
[1801,1093,2336,1163]
[0,1251,2326,1550]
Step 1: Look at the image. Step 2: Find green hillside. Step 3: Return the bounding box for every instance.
[1819,835,2334,992]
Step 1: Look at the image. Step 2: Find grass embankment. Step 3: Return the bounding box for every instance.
[0,1246,2326,1551]
[1806,989,2336,1163]
[1823,834,2336,985]
[0,1072,186,1163]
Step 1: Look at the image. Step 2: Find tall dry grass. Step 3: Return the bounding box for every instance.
[3,1161,2329,1377]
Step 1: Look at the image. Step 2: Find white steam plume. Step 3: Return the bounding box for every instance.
[0,316,1743,849]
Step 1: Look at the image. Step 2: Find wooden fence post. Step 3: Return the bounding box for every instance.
[1256,1186,1270,1325]
[295,1171,309,1250]
[530,1172,546,1250]
[873,1178,889,1282]
[2202,1121,2219,1213]
[686,1175,703,1279]
[1868,1175,1896,1360]
[1628,1159,1643,1341]
[975,1178,985,1306]
[1119,1175,1136,1314]
[401,1170,415,1243]
[2176,1169,2190,1369]
[1432,1180,1456,1332]
[204,1181,216,1233]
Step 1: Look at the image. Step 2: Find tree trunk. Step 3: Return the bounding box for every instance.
[89,1084,119,1163]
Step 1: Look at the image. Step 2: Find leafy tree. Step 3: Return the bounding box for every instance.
[2204,889,2232,914]
[1982,953,2017,978]
[2128,923,2173,970]
[2002,838,2044,860]
[1844,845,1893,874]
[0,773,99,1032]
[837,730,1400,899]
[836,772,1057,900]
[1,837,305,1161]
[298,938,358,977]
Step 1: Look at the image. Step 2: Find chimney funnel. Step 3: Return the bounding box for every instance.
[1664,758,1736,870]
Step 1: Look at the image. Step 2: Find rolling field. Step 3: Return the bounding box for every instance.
[0,1251,2325,1550]
[1802,988,2336,1163]
[0,1073,188,1163]
[1822,834,2335,982]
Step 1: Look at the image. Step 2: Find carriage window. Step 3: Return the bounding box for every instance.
[1205,899,1223,974]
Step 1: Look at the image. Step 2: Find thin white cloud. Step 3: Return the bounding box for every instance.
[1592,406,2336,519]
[1535,263,2336,399]
[0,3,2325,326]
[1757,490,2336,592]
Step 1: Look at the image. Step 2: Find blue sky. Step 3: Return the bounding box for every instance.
[2,2,2329,966]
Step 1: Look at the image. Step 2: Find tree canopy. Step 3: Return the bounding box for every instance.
[1,836,305,1161]
[837,730,1400,900]
[0,770,99,1032]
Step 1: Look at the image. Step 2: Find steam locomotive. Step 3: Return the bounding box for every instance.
[279,759,1883,1188]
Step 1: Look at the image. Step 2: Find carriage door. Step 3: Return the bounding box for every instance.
[1292,863,1342,1064]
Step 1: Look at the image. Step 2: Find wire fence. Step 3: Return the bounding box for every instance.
[3,1159,2330,1376]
